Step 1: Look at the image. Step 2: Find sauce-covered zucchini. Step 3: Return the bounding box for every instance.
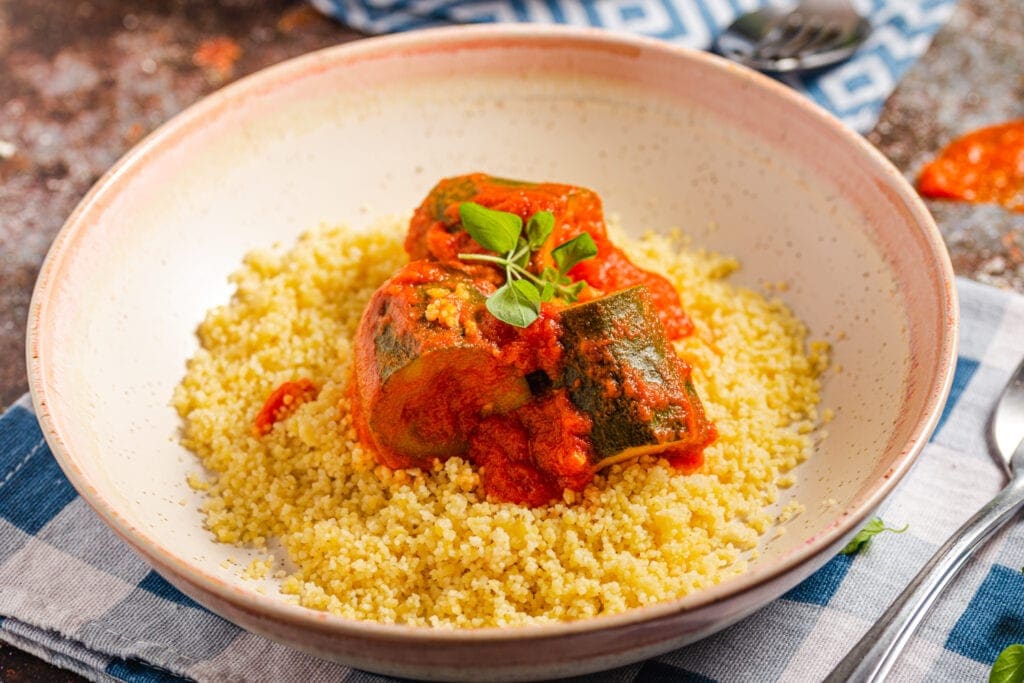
[352,260,532,469]
[559,286,714,469]
[405,173,606,269]
[351,176,715,506]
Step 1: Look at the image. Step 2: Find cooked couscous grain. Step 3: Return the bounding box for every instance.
[173,219,824,627]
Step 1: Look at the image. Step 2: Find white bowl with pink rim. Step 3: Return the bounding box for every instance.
[28,24,957,681]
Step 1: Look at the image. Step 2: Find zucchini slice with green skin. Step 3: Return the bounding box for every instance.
[405,172,607,266]
[352,260,532,469]
[558,286,713,469]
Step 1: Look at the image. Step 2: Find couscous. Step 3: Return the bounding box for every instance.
[173,184,826,627]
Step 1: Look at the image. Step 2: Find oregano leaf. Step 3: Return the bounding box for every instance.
[513,237,531,269]
[539,281,555,302]
[541,266,561,283]
[486,280,540,328]
[459,202,522,254]
[840,518,908,556]
[563,280,587,302]
[525,211,555,249]
[552,233,598,274]
[456,205,597,326]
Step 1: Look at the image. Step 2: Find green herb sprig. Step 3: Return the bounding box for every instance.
[456,201,597,327]
[840,517,909,556]
[991,644,1024,683]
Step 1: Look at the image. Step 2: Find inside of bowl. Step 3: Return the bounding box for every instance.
[34,32,951,617]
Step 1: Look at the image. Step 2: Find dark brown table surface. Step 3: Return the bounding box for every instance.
[0,0,1020,680]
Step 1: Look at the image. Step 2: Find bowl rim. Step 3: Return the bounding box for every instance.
[28,23,959,642]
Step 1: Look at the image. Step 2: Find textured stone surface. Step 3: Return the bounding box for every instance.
[867,0,1024,291]
[0,1,358,677]
[0,0,357,410]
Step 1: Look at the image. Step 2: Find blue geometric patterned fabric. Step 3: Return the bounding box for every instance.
[307,0,958,133]
[1,277,1022,682]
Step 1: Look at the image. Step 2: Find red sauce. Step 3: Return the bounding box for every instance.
[467,307,595,504]
[252,379,318,436]
[516,390,594,492]
[570,250,692,338]
[665,422,718,474]
[478,303,566,378]
[470,415,561,507]
[918,119,1024,213]
[470,391,593,506]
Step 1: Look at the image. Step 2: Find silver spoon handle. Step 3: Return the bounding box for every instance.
[825,473,1024,683]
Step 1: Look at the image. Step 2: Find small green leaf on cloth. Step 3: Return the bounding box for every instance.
[840,517,908,556]
[991,644,1024,683]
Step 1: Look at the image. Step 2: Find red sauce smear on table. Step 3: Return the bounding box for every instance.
[917,119,1024,213]
[252,379,318,437]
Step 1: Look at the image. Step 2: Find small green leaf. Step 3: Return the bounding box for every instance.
[459,202,522,254]
[539,282,555,302]
[525,211,555,249]
[552,233,598,274]
[513,237,531,269]
[486,280,540,328]
[540,266,561,283]
[840,517,909,556]
[991,644,1024,683]
[562,281,587,302]
[510,278,541,305]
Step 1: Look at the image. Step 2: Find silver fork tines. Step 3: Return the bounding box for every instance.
[715,0,871,74]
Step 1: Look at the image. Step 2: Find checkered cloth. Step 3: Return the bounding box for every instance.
[1,277,1022,682]
[308,0,957,133]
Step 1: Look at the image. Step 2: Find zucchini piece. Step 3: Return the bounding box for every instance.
[559,286,713,469]
[405,173,608,265]
[353,261,532,469]
[405,173,693,339]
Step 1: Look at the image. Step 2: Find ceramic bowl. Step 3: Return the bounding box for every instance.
[28,25,957,681]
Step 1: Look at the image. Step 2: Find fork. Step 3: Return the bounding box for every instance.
[715,0,872,74]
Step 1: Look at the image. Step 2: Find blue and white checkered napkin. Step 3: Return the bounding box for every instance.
[1,276,1022,683]
[309,0,956,133]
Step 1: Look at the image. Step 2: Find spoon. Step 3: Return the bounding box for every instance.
[715,0,871,74]
[825,356,1024,682]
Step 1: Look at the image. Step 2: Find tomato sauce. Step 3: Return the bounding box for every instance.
[917,119,1024,213]
[252,379,318,437]
[664,420,718,474]
[570,250,692,339]
[470,391,593,506]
